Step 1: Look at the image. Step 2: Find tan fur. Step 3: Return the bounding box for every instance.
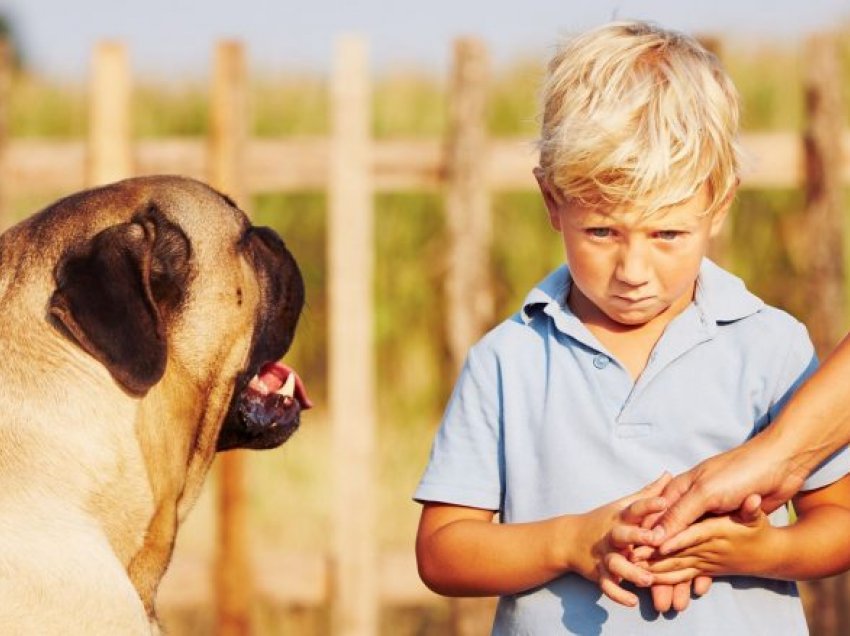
[0,176,304,634]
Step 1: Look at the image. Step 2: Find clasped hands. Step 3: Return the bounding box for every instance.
[576,473,769,613]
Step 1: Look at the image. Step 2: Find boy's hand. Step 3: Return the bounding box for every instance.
[571,473,671,607]
[647,501,771,582]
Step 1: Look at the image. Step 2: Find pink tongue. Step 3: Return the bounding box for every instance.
[248,361,313,409]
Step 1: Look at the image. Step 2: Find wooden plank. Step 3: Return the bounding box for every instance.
[136,137,206,180]
[328,35,378,636]
[801,33,846,357]
[2,132,849,196]
[246,137,330,191]
[443,36,497,636]
[208,39,254,636]
[444,37,493,376]
[87,41,132,186]
[158,550,442,609]
[0,38,11,229]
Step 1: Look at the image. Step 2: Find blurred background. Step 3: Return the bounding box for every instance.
[0,1,848,634]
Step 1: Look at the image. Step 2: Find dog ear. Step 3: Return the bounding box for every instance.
[49,206,192,396]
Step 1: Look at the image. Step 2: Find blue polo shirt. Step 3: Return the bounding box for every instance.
[415,259,850,635]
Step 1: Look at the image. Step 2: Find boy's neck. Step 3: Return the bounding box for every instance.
[567,285,695,380]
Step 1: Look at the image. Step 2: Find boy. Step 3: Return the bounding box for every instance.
[414,21,850,634]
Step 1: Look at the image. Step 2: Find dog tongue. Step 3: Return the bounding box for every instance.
[248,361,313,409]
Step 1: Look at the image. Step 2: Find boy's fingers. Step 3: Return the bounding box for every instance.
[672,581,692,611]
[599,575,639,607]
[597,564,639,607]
[651,583,674,612]
[659,517,721,555]
[605,552,653,588]
[610,524,655,548]
[630,544,656,562]
[693,575,712,596]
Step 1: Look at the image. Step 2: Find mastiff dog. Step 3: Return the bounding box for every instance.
[0,175,311,634]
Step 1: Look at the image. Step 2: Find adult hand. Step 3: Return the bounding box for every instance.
[651,436,806,551]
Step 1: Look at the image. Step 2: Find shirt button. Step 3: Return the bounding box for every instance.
[593,354,610,369]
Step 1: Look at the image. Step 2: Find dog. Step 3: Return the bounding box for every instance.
[0,175,310,634]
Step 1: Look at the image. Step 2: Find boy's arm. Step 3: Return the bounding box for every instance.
[647,474,850,582]
[416,474,670,606]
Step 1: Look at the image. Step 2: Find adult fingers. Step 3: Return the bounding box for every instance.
[738,494,762,522]
[620,472,673,509]
[650,472,708,545]
[651,568,702,585]
[621,496,668,526]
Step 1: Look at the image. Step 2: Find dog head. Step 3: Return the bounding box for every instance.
[42,175,310,452]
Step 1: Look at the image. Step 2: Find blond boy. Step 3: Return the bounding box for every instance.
[414,21,850,634]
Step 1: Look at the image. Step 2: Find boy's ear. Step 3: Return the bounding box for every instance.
[709,180,739,238]
[533,167,563,231]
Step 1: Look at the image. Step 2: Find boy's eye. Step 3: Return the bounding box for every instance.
[655,230,682,240]
[586,228,612,238]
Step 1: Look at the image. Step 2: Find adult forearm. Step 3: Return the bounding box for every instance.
[764,333,850,475]
[416,516,575,596]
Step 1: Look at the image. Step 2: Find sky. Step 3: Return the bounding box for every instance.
[1,0,849,78]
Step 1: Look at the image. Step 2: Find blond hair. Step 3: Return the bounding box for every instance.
[537,21,742,216]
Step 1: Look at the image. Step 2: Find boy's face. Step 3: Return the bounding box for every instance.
[538,178,730,329]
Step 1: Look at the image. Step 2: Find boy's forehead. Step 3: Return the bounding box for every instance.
[566,188,711,224]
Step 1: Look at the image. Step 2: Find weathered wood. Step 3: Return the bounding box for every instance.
[328,35,378,636]
[802,33,845,357]
[87,41,132,186]
[209,40,248,203]
[2,132,849,199]
[443,36,497,636]
[0,39,11,229]
[443,37,493,375]
[159,549,441,609]
[209,40,253,636]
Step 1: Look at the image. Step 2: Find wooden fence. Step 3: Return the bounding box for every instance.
[0,33,849,636]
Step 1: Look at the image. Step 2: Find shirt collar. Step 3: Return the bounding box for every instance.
[520,259,763,327]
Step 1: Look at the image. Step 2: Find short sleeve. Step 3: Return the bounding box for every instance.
[413,345,504,510]
[766,319,850,491]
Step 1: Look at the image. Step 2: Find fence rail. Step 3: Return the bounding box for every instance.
[3,132,850,199]
[0,31,848,636]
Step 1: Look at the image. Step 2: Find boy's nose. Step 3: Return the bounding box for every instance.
[615,245,651,287]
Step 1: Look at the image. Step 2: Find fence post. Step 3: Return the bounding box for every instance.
[209,40,253,636]
[443,36,498,636]
[0,38,11,230]
[444,37,493,375]
[802,33,845,357]
[329,35,378,636]
[87,40,132,186]
[799,32,847,636]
